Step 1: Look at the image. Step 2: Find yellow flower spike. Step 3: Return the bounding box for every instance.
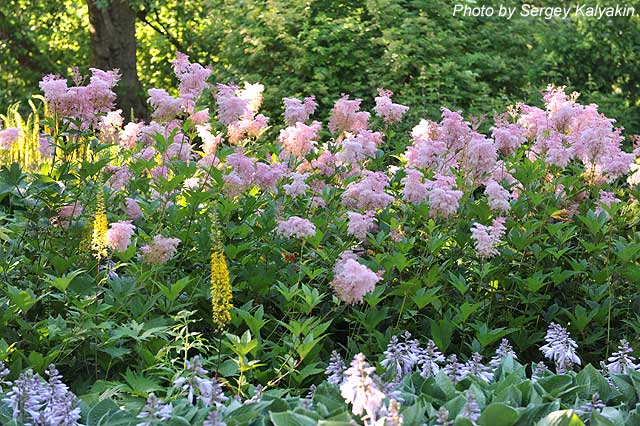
[211,250,232,330]
[91,190,108,259]
[210,209,232,330]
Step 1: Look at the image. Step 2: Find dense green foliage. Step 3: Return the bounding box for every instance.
[1,0,639,133]
[4,358,640,425]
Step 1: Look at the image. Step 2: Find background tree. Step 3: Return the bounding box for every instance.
[87,0,147,119]
[1,0,638,134]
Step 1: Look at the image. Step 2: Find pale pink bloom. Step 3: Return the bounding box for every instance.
[411,119,437,141]
[311,196,326,208]
[172,52,212,113]
[342,171,394,211]
[254,162,287,192]
[438,108,473,153]
[40,69,120,129]
[426,174,463,218]
[0,127,20,149]
[328,95,370,134]
[462,134,497,184]
[347,211,377,240]
[340,353,385,421]
[278,121,321,159]
[215,84,250,125]
[283,96,317,125]
[491,160,518,186]
[106,165,132,192]
[119,122,143,149]
[197,153,219,169]
[491,118,526,155]
[595,190,620,218]
[147,88,182,121]
[471,217,507,258]
[105,221,135,252]
[222,172,250,197]
[331,251,381,305]
[98,110,123,145]
[485,180,511,212]
[150,164,170,180]
[225,148,256,181]
[337,130,382,168]
[124,198,143,220]
[404,137,447,170]
[38,135,55,158]
[59,202,83,218]
[183,177,200,190]
[627,164,640,187]
[140,235,180,265]
[239,83,265,114]
[283,172,310,197]
[311,150,337,176]
[101,109,123,128]
[401,168,429,205]
[196,124,223,156]
[166,142,194,162]
[374,88,409,124]
[517,104,549,139]
[227,115,269,144]
[139,121,167,145]
[137,146,157,162]
[189,108,210,125]
[275,216,316,239]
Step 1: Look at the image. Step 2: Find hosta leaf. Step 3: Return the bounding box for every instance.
[478,403,519,426]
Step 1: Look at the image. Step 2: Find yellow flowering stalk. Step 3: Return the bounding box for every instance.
[91,190,108,259]
[210,211,232,330]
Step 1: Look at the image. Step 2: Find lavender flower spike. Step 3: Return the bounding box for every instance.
[540,322,581,374]
[340,353,385,422]
[607,339,638,374]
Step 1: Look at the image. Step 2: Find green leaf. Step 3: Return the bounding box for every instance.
[536,410,584,426]
[44,269,84,292]
[86,399,120,426]
[269,411,316,426]
[478,403,519,426]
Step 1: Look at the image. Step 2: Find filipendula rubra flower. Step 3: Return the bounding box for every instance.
[210,212,232,330]
[90,190,108,259]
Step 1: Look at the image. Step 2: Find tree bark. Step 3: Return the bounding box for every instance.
[87,0,147,120]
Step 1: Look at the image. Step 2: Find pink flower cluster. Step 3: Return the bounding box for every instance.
[222,148,287,197]
[470,217,507,258]
[39,69,120,128]
[278,121,322,160]
[140,235,181,265]
[374,89,409,124]
[519,86,634,181]
[0,127,20,150]
[328,95,370,135]
[283,96,317,125]
[275,216,316,239]
[346,211,377,240]
[342,171,394,211]
[105,221,136,252]
[595,190,621,218]
[283,173,310,198]
[426,174,464,218]
[147,89,182,121]
[124,198,143,220]
[215,83,269,144]
[336,130,383,169]
[401,170,463,217]
[485,180,511,212]
[404,108,498,183]
[172,52,212,114]
[331,251,381,304]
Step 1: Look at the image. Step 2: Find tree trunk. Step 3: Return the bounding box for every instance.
[87,0,148,120]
